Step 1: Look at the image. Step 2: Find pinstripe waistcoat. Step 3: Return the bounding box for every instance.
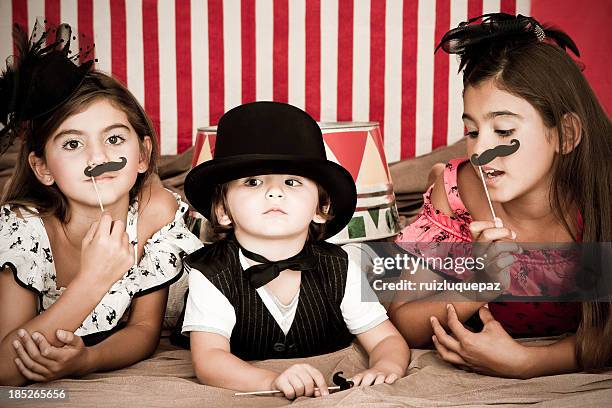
[184,239,355,360]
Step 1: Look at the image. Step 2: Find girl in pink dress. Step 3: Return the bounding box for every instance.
[390,13,611,378]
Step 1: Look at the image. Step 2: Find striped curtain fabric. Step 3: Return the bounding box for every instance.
[1,0,530,160]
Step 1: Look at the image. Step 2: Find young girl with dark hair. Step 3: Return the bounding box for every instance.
[391,13,611,378]
[0,21,201,385]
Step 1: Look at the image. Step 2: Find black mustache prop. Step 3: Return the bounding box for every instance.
[470,139,520,166]
[333,372,354,391]
[84,157,128,177]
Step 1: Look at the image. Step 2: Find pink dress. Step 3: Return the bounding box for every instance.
[396,158,580,336]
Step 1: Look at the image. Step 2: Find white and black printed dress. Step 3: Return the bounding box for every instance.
[0,192,203,345]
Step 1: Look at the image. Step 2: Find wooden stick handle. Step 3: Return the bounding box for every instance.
[91,176,105,212]
[234,385,342,396]
[477,166,500,226]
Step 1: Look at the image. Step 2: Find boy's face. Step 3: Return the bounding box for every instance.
[218,174,326,243]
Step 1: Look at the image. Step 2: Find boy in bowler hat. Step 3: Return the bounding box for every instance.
[180,102,409,398]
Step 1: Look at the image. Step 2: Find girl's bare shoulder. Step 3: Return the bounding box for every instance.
[430,160,484,217]
[430,170,454,217]
[138,179,179,240]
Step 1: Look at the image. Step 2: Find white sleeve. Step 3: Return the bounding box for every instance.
[340,257,388,335]
[181,266,236,339]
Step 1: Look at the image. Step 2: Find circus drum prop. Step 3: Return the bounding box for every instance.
[191,122,400,244]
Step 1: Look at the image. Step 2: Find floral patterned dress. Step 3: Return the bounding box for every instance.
[0,192,203,345]
[396,158,581,336]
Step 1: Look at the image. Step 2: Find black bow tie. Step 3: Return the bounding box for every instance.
[239,244,316,288]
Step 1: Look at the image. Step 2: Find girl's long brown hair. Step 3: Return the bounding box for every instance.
[1,71,160,222]
[464,40,612,369]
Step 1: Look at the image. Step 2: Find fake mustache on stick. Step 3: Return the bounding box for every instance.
[470,139,520,166]
[470,139,521,229]
[84,157,128,177]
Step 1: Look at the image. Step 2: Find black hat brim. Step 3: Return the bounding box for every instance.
[185,154,357,239]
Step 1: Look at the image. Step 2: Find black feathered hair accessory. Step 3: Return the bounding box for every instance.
[0,18,95,154]
[436,13,580,75]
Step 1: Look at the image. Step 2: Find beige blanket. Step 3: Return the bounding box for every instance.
[3,337,610,408]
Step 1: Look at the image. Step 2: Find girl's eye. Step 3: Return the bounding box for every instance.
[495,129,515,137]
[465,130,478,138]
[245,178,262,187]
[62,140,82,150]
[285,179,302,186]
[107,135,126,145]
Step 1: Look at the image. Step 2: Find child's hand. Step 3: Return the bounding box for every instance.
[350,366,400,386]
[271,363,329,399]
[470,217,516,241]
[12,329,90,382]
[430,304,530,378]
[80,211,134,287]
[469,220,522,290]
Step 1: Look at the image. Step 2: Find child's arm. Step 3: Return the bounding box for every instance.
[389,169,519,347]
[4,187,186,385]
[191,331,278,390]
[0,267,40,385]
[80,288,168,373]
[519,335,579,378]
[340,250,408,385]
[185,261,330,399]
[431,304,579,378]
[7,287,168,383]
[183,269,279,392]
[0,250,131,386]
[191,331,329,399]
[389,299,486,347]
[11,186,192,380]
[351,320,409,386]
[73,183,185,373]
[388,246,516,348]
[389,171,487,346]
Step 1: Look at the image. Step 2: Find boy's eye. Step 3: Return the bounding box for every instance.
[62,139,82,150]
[464,130,478,138]
[245,178,262,187]
[495,129,515,137]
[285,179,302,186]
[107,135,126,145]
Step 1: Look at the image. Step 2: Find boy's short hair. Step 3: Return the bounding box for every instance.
[208,181,334,242]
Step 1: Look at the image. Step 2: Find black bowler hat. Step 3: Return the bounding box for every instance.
[184,101,357,239]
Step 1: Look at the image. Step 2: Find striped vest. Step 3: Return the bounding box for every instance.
[184,239,355,360]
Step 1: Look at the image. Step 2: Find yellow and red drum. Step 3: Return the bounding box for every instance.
[191,122,400,244]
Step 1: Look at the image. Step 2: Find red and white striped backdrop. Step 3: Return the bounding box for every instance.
[1,0,530,159]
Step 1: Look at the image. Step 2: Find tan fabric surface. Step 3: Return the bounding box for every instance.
[4,337,610,408]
